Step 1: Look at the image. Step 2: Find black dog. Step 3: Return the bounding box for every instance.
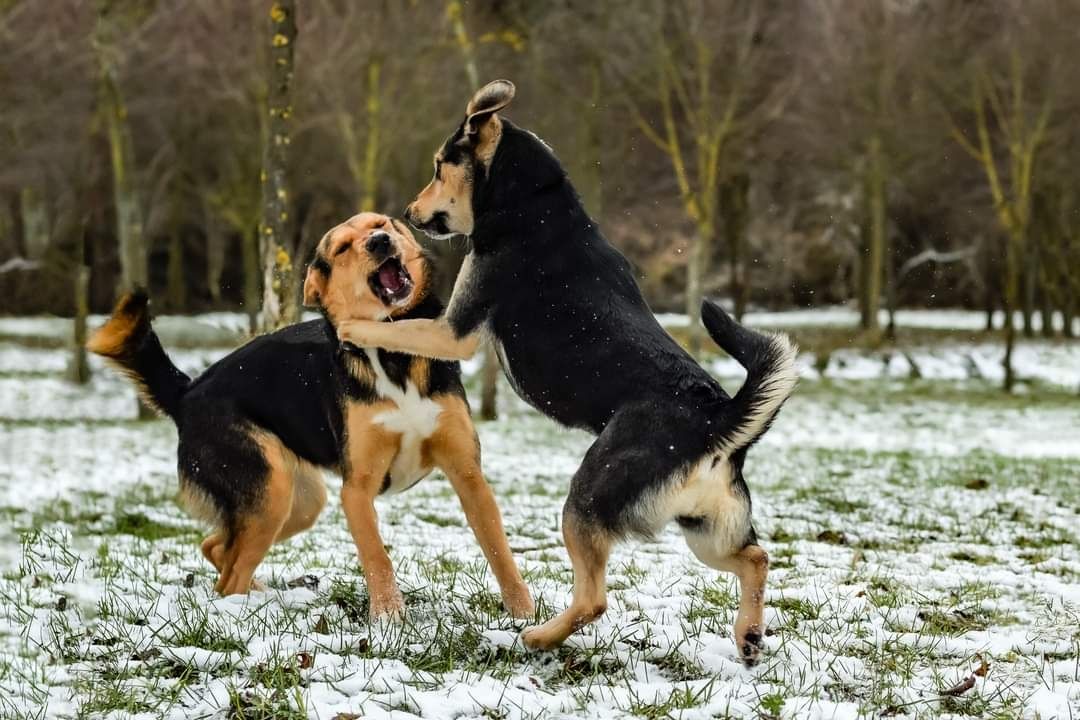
[337,81,797,664]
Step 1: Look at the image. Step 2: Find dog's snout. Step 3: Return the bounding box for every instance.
[403,204,415,223]
[366,231,391,254]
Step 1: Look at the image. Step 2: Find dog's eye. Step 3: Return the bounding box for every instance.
[333,242,351,257]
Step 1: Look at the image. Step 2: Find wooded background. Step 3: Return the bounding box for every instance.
[2,0,1078,356]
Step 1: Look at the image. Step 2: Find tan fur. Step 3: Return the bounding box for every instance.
[342,401,406,618]
[473,114,502,169]
[85,294,142,357]
[178,481,223,527]
[303,212,430,325]
[521,514,612,648]
[199,431,329,596]
[404,81,515,237]
[336,317,481,361]
[409,356,432,395]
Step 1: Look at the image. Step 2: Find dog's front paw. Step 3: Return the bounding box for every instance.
[735,624,766,667]
[502,585,535,620]
[368,589,405,621]
[337,320,376,347]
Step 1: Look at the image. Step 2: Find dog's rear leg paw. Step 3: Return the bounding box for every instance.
[736,626,766,667]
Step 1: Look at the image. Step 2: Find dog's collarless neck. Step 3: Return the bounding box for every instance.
[471,182,571,252]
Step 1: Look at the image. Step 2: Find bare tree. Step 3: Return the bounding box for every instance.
[941,2,1062,390]
[258,0,298,331]
[613,0,788,352]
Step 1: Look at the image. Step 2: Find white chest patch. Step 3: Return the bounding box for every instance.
[365,349,442,493]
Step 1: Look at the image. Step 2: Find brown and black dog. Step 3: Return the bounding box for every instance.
[337,84,797,664]
[88,212,534,620]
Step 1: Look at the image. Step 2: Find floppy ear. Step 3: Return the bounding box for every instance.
[465,79,515,138]
[302,266,325,308]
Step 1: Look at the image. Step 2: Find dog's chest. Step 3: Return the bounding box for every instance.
[365,349,442,493]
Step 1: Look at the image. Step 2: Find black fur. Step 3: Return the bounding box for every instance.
[101,292,463,539]
[445,120,784,538]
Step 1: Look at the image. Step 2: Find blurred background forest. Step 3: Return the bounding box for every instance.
[1,0,1078,357]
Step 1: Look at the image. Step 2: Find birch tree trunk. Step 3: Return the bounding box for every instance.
[258,0,297,332]
[95,2,146,297]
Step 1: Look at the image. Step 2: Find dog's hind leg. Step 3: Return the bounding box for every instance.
[201,532,226,572]
[521,509,611,650]
[522,406,690,650]
[216,436,295,596]
[275,463,327,543]
[684,531,768,666]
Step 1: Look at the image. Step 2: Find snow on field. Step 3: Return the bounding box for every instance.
[658,307,1080,334]
[0,327,1077,719]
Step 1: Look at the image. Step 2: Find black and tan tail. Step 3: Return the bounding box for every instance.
[701,299,798,456]
[87,290,191,420]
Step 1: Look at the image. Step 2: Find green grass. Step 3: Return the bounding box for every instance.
[1,356,1077,718]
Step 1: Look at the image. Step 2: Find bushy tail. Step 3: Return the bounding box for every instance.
[701,299,798,455]
[87,290,191,420]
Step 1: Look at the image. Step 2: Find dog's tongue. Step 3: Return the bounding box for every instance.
[379,264,405,292]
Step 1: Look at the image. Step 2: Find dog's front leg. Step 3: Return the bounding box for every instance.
[430,399,535,619]
[340,482,404,620]
[337,318,481,361]
[341,414,404,620]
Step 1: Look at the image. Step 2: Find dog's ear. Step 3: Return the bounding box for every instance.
[465,79,515,138]
[302,265,325,308]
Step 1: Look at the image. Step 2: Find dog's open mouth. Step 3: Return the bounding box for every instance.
[369,257,413,306]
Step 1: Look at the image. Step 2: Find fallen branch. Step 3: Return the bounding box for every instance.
[0,257,41,274]
[941,675,976,697]
[896,246,976,284]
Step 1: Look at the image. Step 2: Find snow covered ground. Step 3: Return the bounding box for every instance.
[0,320,1077,719]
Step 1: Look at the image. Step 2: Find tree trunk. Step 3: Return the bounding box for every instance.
[860,137,885,332]
[166,232,186,312]
[100,69,146,297]
[205,214,226,305]
[720,173,750,322]
[243,226,260,335]
[68,225,91,388]
[1002,233,1020,392]
[19,187,49,260]
[1021,246,1036,338]
[685,226,712,356]
[258,0,298,332]
[359,60,381,212]
[885,236,897,342]
[479,341,499,421]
